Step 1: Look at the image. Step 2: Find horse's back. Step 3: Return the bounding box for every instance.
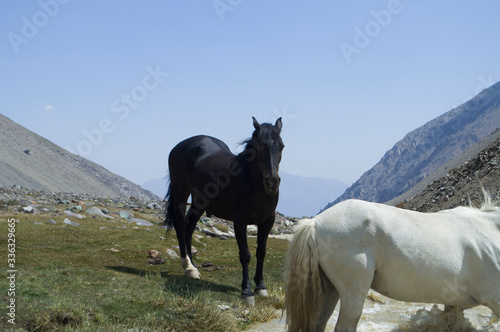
[169,135,233,171]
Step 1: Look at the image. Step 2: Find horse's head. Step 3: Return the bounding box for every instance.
[250,117,284,195]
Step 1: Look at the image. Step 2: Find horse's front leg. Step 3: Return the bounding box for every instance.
[254,214,274,297]
[234,222,254,304]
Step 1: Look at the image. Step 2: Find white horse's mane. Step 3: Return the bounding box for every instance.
[469,186,498,212]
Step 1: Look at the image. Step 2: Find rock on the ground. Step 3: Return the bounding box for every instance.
[167,249,179,259]
[87,206,114,219]
[63,218,79,226]
[128,218,154,227]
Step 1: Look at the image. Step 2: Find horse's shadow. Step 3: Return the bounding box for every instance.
[106,266,239,296]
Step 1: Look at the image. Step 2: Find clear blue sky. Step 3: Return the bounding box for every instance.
[2,1,500,187]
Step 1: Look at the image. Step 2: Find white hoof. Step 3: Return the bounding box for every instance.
[185,268,201,279]
[255,288,268,297]
[242,295,255,306]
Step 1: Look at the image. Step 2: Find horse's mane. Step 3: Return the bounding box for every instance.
[469,186,498,212]
[238,122,283,153]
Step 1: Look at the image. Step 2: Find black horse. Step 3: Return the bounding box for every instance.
[164,117,284,304]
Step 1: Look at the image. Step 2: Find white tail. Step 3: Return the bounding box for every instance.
[284,218,323,331]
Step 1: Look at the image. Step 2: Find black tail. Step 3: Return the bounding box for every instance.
[163,183,175,232]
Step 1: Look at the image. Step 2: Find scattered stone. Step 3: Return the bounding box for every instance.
[147,202,161,209]
[166,249,179,259]
[128,218,153,227]
[64,209,85,219]
[63,218,79,226]
[146,257,165,265]
[200,216,215,227]
[203,227,231,239]
[148,250,160,258]
[87,206,105,215]
[23,206,34,213]
[217,305,231,311]
[47,219,57,224]
[119,211,133,219]
[247,225,258,235]
[87,207,114,219]
[0,186,296,240]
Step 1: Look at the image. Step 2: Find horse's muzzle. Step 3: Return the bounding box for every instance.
[264,176,281,194]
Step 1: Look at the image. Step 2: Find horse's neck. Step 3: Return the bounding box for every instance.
[235,148,265,189]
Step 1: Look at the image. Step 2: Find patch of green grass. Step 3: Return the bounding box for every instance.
[0,213,288,331]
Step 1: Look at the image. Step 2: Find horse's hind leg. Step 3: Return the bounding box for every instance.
[316,267,340,331]
[169,184,200,279]
[320,257,374,331]
[335,292,367,332]
[183,206,204,279]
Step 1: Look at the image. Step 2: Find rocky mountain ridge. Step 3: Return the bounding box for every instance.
[396,132,500,212]
[324,81,500,210]
[0,113,158,201]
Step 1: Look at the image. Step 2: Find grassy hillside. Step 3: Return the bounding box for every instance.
[0,207,288,331]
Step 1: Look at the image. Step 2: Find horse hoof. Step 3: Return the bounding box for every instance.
[255,288,268,297]
[185,268,201,279]
[241,294,255,306]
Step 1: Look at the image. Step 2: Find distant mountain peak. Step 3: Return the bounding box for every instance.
[323,81,500,210]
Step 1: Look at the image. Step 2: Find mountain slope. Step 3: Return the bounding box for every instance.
[324,81,500,210]
[0,113,158,201]
[389,128,500,207]
[397,130,500,212]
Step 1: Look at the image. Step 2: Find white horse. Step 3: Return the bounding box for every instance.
[284,192,500,331]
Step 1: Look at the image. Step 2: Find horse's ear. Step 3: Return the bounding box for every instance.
[252,117,260,131]
[275,117,283,134]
